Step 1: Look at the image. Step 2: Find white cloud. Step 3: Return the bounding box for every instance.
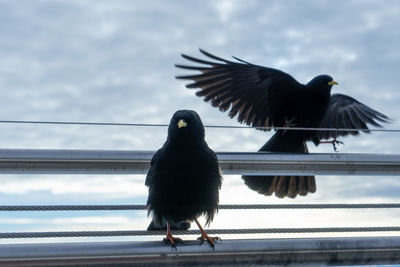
[0,175,147,198]
[213,0,236,23]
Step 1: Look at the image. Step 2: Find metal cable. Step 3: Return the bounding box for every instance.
[1,227,399,239]
[0,119,397,133]
[1,203,400,211]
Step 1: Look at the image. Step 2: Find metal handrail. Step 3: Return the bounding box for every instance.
[0,148,399,175]
[0,237,399,266]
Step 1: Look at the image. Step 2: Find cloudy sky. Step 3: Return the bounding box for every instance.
[0,0,399,244]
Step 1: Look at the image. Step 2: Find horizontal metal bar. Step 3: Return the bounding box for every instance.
[0,149,399,175]
[1,227,400,239]
[1,203,400,211]
[0,237,399,266]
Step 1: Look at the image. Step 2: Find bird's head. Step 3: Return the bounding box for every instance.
[167,109,205,141]
[307,75,338,91]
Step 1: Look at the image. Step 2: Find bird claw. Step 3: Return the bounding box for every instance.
[332,140,344,152]
[284,117,297,127]
[197,235,222,250]
[163,236,182,250]
[320,139,344,152]
[282,117,297,133]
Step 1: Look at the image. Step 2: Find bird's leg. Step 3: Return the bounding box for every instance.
[194,219,221,250]
[319,131,344,152]
[162,222,182,250]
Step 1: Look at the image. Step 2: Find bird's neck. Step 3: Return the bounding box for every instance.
[165,137,206,152]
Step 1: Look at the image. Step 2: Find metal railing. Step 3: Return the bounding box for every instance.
[0,148,399,175]
[0,148,399,266]
[1,237,400,266]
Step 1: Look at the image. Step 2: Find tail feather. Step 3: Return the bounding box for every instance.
[287,176,297,198]
[242,131,316,198]
[307,176,316,193]
[267,176,277,196]
[298,176,307,196]
[275,176,286,198]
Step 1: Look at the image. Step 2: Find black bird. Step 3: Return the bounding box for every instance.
[145,109,222,249]
[175,49,389,198]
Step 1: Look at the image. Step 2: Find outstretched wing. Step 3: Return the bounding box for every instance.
[317,93,390,139]
[175,49,303,130]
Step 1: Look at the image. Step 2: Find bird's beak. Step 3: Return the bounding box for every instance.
[328,80,339,86]
[178,119,188,128]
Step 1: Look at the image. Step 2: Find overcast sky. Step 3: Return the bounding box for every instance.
[0,0,399,244]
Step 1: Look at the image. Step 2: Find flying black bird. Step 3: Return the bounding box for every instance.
[145,109,222,249]
[175,49,389,198]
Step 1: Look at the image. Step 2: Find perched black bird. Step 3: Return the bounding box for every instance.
[146,109,222,249]
[175,49,389,198]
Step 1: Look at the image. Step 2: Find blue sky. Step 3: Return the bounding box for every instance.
[0,0,399,245]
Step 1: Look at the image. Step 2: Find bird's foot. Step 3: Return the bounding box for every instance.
[162,233,182,250]
[197,234,222,250]
[194,219,221,250]
[320,139,344,152]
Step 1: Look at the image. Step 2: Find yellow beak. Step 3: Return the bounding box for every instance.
[178,119,188,128]
[328,80,339,86]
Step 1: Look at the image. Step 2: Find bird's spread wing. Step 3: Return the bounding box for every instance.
[317,93,390,139]
[175,49,302,130]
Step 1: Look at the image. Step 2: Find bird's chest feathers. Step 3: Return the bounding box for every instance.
[161,156,207,175]
[294,90,330,124]
[158,147,211,178]
[156,157,212,196]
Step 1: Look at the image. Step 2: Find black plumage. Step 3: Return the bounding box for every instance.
[146,109,222,249]
[175,49,389,198]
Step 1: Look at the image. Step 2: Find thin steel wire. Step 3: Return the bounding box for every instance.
[1,204,400,211]
[1,227,399,239]
[0,119,397,133]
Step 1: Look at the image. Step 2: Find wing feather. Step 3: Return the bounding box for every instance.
[176,49,302,129]
[317,94,390,140]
